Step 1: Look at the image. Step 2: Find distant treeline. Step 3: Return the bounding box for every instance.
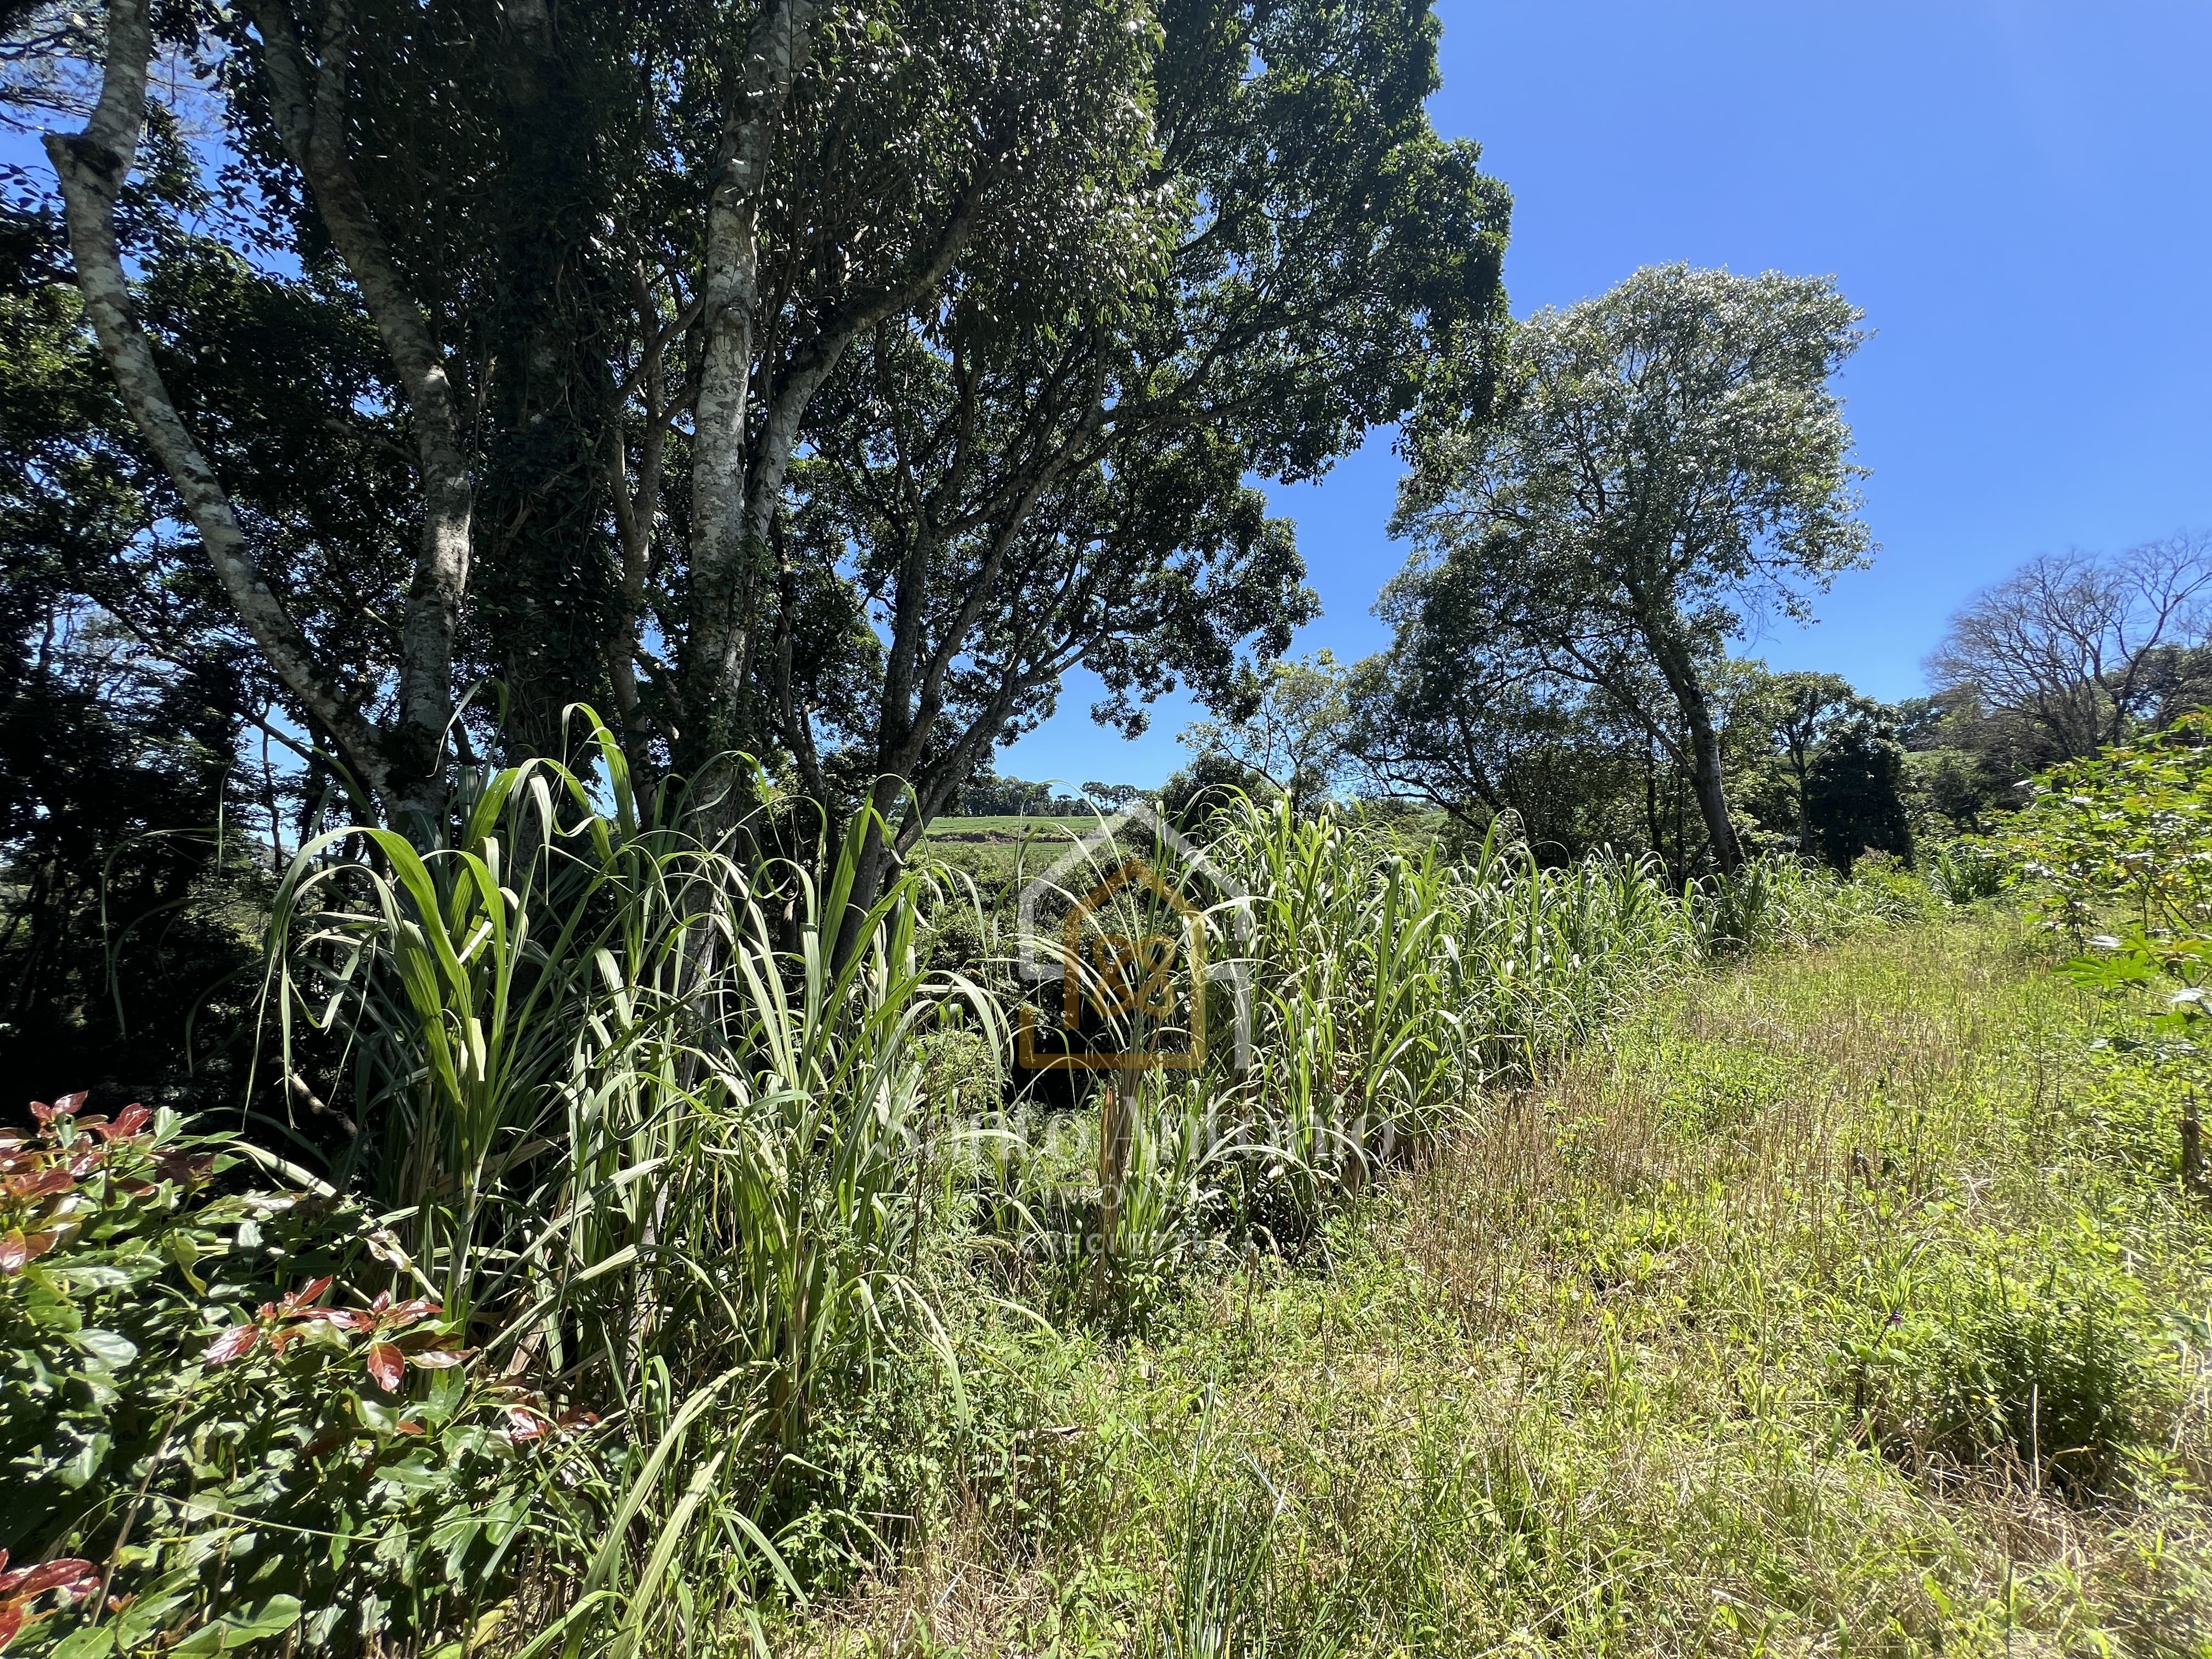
[951,772,1145,817]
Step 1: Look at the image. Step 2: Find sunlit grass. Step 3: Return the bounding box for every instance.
[787,917,2212,1657]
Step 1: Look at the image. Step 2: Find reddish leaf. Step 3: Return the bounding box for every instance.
[29,1091,87,1124]
[366,1341,404,1393]
[102,1104,151,1141]
[0,1234,25,1277]
[11,1562,94,1600]
[0,1599,23,1652]
[368,1290,393,1314]
[394,1420,425,1436]
[383,1297,442,1330]
[556,1409,602,1430]
[313,1309,374,1333]
[203,1324,261,1365]
[5,1169,72,1202]
[408,1347,471,1370]
[19,1232,58,1266]
[280,1274,336,1315]
[504,1406,548,1440]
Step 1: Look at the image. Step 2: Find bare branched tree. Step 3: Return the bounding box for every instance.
[1927,532,2212,760]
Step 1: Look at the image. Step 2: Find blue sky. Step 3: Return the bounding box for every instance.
[1003,0,2212,788]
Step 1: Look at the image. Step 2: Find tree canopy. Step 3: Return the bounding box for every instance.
[1378,263,1870,872]
[1927,534,2212,763]
[27,0,1505,873]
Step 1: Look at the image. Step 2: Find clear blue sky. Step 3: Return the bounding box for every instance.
[1003,0,2212,789]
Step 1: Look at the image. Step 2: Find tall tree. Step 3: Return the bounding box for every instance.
[1718,666,1870,850]
[1803,713,1912,871]
[1180,650,1353,816]
[1926,534,2212,761]
[1389,264,1871,872]
[38,0,1163,836]
[768,0,1510,913]
[1347,578,1696,868]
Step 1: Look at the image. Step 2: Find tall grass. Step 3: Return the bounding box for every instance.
[264,724,999,1651]
[985,801,1715,1296]
[249,754,1904,1646]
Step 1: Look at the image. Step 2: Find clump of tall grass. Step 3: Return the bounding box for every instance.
[261,720,1001,1651]
[991,801,1706,1297]
[1839,1224,2183,1498]
[1695,848,1929,955]
[1926,837,2011,905]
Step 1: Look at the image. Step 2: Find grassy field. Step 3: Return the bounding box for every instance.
[919,813,1119,887]
[785,915,2212,1656]
[924,815,1106,839]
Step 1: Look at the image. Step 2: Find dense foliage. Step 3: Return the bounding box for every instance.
[7,4,2212,1654]
[0,718,1937,1655]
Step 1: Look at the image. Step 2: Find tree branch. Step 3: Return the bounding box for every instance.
[43,0,392,805]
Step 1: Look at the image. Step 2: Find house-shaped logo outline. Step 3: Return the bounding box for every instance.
[1016,800,1255,1072]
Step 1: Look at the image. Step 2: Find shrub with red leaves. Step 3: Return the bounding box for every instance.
[2,1092,585,1658]
[0,1552,99,1653]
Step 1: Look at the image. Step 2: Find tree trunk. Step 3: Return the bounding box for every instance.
[1650,637,1744,875]
[252,0,479,832]
[1643,738,1666,881]
[46,0,396,812]
[678,0,825,804]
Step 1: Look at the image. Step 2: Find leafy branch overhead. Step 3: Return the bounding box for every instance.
[27,0,1503,877]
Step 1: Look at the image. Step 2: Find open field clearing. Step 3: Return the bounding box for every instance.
[785,917,2212,1656]
[924,817,1102,840]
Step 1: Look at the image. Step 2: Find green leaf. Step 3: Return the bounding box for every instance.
[370,1452,448,1492]
[47,1624,119,1659]
[58,1430,112,1488]
[227,1596,304,1642]
[76,1328,139,1370]
[49,1263,132,1292]
[170,1595,303,1656]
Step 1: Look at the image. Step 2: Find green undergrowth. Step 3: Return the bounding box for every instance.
[785,916,2212,1657]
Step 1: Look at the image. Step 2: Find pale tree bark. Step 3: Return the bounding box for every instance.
[679,0,1000,818]
[43,0,393,811]
[678,0,828,793]
[249,0,475,828]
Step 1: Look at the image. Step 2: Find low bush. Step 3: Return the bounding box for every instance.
[1926,837,2011,904]
[1850,851,1942,925]
[2,1093,577,1657]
